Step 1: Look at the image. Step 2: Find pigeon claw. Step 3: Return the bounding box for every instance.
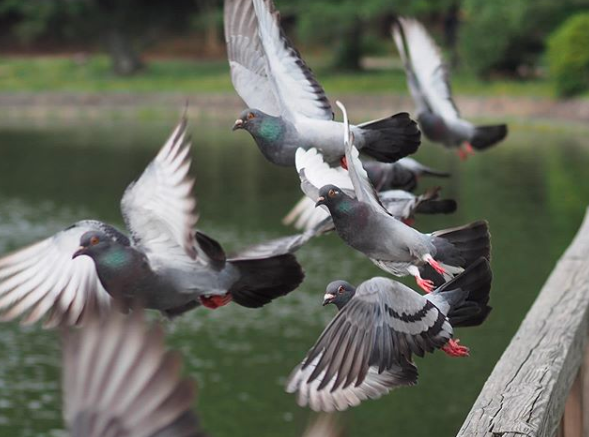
[200,293,233,309]
[416,277,435,293]
[442,339,470,358]
[340,156,348,170]
[458,143,475,161]
[427,258,446,275]
[402,217,416,227]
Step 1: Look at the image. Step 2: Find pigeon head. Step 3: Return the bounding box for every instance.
[316,185,348,209]
[72,231,114,260]
[323,280,356,310]
[233,109,266,132]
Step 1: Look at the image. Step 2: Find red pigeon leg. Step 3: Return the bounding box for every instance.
[340,156,348,170]
[442,339,470,357]
[200,293,233,309]
[415,276,435,293]
[424,255,446,275]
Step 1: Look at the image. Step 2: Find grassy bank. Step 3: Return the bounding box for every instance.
[0,55,559,97]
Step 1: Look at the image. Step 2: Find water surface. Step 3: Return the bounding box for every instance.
[0,120,588,436]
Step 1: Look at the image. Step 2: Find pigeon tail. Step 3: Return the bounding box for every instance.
[357,113,421,162]
[227,254,304,308]
[415,198,457,215]
[469,124,508,150]
[433,258,492,328]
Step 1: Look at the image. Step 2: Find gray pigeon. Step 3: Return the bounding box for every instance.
[62,309,207,437]
[225,0,421,167]
[393,17,507,159]
[286,258,492,412]
[315,102,489,292]
[363,157,450,192]
[284,146,456,232]
[0,118,306,327]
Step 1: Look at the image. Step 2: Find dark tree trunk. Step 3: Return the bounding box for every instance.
[104,28,144,76]
[332,19,363,71]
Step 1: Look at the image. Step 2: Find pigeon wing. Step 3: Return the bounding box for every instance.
[121,118,202,265]
[0,220,116,327]
[63,310,204,437]
[338,101,390,215]
[224,0,282,116]
[286,277,453,412]
[249,0,333,121]
[394,18,460,122]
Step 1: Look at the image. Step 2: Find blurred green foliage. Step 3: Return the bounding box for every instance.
[547,13,589,97]
[459,0,586,78]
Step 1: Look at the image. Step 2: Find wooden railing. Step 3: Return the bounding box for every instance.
[458,208,589,437]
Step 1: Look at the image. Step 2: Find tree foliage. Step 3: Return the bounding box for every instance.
[459,0,587,78]
[547,12,589,97]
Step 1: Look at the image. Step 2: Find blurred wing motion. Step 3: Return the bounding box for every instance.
[0,220,116,327]
[224,0,332,121]
[63,310,205,437]
[392,17,459,122]
[338,101,389,215]
[286,277,453,412]
[121,118,200,263]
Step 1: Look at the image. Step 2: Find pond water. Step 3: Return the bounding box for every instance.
[0,118,588,437]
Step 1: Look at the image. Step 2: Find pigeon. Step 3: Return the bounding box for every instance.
[283,147,456,232]
[363,157,450,192]
[224,0,421,167]
[62,309,208,437]
[315,102,489,292]
[0,117,306,327]
[286,258,492,412]
[393,17,507,159]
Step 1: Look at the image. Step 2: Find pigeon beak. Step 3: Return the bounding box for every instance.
[322,293,335,306]
[232,119,244,131]
[72,246,87,259]
[315,196,325,207]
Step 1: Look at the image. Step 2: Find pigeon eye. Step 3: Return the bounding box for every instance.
[338,286,345,294]
[90,236,100,246]
[328,189,336,198]
[247,112,255,120]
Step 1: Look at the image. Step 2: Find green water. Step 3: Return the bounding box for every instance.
[0,120,588,437]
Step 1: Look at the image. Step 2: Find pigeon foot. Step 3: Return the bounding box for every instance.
[416,277,435,293]
[402,217,416,227]
[200,293,233,309]
[458,143,475,161]
[442,339,470,357]
[426,257,446,275]
[340,156,348,170]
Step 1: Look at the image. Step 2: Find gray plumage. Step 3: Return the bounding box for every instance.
[393,17,507,153]
[225,0,420,167]
[286,258,492,412]
[314,102,489,292]
[0,118,305,326]
[363,157,450,192]
[62,310,207,437]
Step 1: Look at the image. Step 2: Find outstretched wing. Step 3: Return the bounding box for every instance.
[286,277,453,412]
[225,0,332,121]
[393,18,460,122]
[224,0,281,116]
[0,220,117,327]
[63,310,205,437]
[121,118,200,264]
[338,101,390,215]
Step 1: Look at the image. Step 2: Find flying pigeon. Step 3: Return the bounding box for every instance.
[315,102,489,292]
[283,147,456,232]
[0,118,306,327]
[286,258,492,412]
[224,0,421,167]
[393,17,507,159]
[363,157,450,192]
[62,309,208,437]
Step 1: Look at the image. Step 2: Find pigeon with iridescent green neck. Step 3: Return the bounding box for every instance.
[225,0,421,167]
[0,117,306,326]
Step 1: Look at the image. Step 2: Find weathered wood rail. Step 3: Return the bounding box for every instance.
[458,208,589,437]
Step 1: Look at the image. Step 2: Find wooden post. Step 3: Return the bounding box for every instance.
[458,208,589,436]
